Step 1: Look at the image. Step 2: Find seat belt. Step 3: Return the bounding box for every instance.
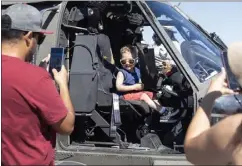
[110,93,122,137]
[113,93,121,125]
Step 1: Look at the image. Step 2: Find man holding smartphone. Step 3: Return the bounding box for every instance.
[184,42,242,165]
[2,4,75,165]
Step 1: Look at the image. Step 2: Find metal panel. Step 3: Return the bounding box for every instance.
[36,7,61,64]
[55,151,191,165]
[1,1,49,5]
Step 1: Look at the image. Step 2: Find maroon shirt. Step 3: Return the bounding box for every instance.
[2,55,68,165]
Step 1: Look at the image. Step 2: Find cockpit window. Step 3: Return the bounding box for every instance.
[146,1,223,82]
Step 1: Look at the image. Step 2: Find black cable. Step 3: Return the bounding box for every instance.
[68,44,96,69]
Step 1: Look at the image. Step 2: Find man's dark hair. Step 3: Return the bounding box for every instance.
[2,14,24,43]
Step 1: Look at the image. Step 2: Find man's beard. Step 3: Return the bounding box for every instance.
[25,45,37,64]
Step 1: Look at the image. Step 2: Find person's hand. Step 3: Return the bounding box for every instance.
[207,68,234,96]
[41,54,50,63]
[39,54,50,71]
[133,83,144,91]
[52,65,68,86]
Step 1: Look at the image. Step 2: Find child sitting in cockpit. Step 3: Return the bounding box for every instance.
[116,46,168,114]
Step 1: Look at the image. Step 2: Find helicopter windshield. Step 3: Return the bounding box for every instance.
[146,1,223,82]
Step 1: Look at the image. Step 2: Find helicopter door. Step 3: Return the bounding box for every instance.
[137,1,224,114]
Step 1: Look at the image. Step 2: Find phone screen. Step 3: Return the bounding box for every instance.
[221,50,241,90]
[49,47,65,77]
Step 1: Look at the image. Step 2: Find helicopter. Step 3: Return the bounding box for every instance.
[2,1,228,165]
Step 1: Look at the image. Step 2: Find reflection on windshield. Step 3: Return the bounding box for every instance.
[146,1,223,82]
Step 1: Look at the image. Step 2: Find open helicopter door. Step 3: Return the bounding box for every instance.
[136,1,225,150]
[137,1,224,113]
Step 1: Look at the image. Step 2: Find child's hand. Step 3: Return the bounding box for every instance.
[133,83,144,91]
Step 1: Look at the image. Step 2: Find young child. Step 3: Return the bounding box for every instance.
[116,46,166,114]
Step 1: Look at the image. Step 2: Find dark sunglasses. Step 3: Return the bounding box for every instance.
[120,58,135,65]
[33,32,46,45]
[23,31,45,45]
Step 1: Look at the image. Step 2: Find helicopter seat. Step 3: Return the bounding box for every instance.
[69,34,115,139]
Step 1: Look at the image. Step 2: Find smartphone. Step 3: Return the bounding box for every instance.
[221,50,241,90]
[49,47,65,78]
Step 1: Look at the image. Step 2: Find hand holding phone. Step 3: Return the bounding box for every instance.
[49,47,65,78]
[52,65,69,86]
[221,51,241,91]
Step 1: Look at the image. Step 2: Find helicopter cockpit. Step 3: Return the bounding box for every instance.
[53,1,197,152]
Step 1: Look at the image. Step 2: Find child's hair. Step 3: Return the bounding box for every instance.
[120,46,132,56]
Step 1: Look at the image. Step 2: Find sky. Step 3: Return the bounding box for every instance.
[171,2,242,45]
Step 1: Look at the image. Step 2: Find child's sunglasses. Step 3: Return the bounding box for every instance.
[120,58,135,65]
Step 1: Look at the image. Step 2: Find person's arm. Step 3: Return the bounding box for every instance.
[116,71,143,92]
[158,44,176,66]
[110,48,115,65]
[51,65,75,135]
[154,47,163,68]
[185,112,242,165]
[184,68,240,165]
[52,82,75,135]
[30,66,75,135]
